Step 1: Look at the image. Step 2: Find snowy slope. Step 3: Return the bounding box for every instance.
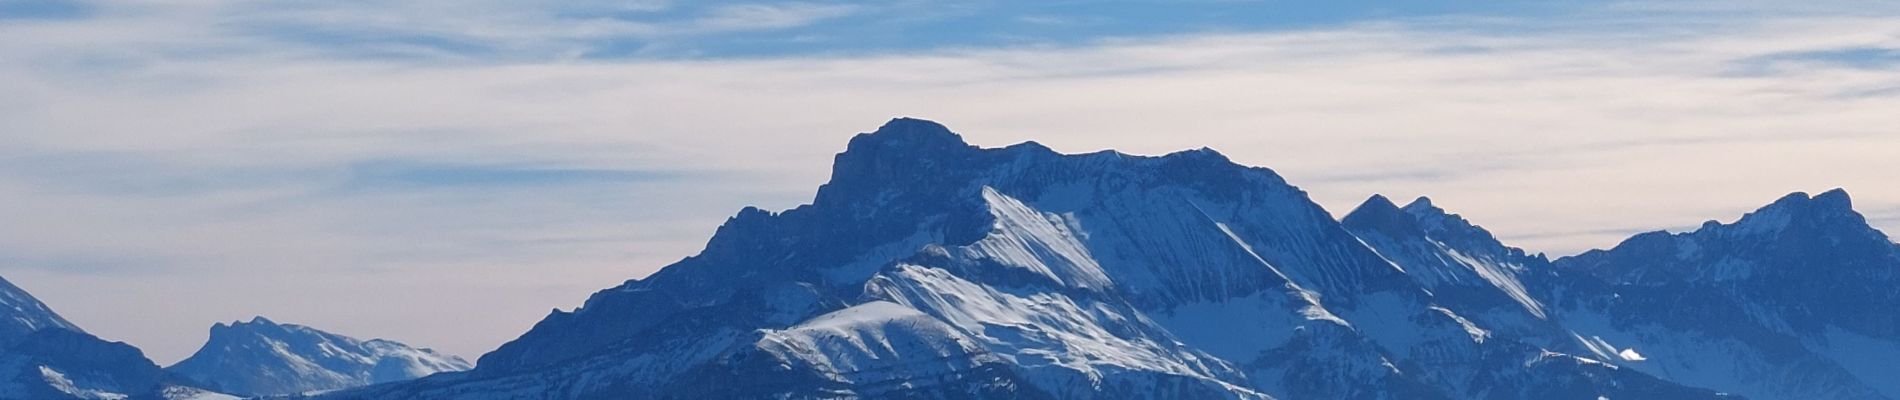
[0,274,233,400]
[325,118,1734,400]
[1342,195,1572,348]
[0,276,83,347]
[167,316,469,396]
[1552,189,1900,400]
[1349,189,1900,400]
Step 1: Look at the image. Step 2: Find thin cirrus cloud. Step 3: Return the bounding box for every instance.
[338,160,688,191]
[1,0,1897,366]
[212,1,863,59]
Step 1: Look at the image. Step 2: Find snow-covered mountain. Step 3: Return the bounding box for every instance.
[1341,195,1567,346]
[1550,189,1900,400]
[318,118,1753,399]
[10,118,1892,399]
[0,275,233,400]
[167,317,470,397]
[1336,187,1900,400]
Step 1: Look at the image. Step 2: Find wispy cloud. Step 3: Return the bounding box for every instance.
[689,3,858,33]
[339,160,688,190]
[1739,46,1900,72]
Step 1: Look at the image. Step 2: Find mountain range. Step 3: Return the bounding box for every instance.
[6,117,1899,399]
[314,118,1900,399]
[0,275,233,399]
[0,276,465,398]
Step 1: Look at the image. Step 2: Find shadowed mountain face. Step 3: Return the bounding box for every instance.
[1549,190,1900,400]
[1343,195,1558,330]
[1347,189,1900,400]
[320,119,1755,400]
[166,317,470,397]
[0,275,230,400]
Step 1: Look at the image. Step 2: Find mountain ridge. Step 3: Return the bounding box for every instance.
[322,118,1756,399]
[14,117,1895,399]
[166,316,469,397]
[0,274,233,400]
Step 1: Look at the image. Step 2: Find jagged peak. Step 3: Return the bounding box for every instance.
[1345,195,1449,228]
[1401,196,1441,216]
[1722,188,1870,237]
[1403,197,1467,230]
[1760,188,1853,212]
[1347,194,1525,260]
[1359,194,1402,214]
[817,118,987,206]
[1568,188,1885,268]
[212,316,290,340]
[1399,196,1488,239]
[216,316,279,329]
[1342,194,1418,235]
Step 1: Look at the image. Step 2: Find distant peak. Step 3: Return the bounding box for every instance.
[1342,194,1422,235]
[1361,194,1401,212]
[1400,196,1444,217]
[1349,195,1515,253]
[213,316,291,339]
[832,117,980,171]
[175,316,473,396]
[1002,140,1055,153]
[1724,188,1871,237]
[1753,188,1858,217]
[1765,188,1852,210]
[1767,191,1812,208]
[1815,187,1852,209]
[855,117,968,149]
[881,116,946,130]
[218,316,280,330]
[1161,146,1233,163]
[817,118,988,208]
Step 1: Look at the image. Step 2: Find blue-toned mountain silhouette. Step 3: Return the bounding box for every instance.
[0,276,234,399]
[317,118,1900,399]
[16,118,1894,399]
[167,316,469,397]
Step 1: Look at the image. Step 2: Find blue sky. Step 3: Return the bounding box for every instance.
[2,0,1898,364]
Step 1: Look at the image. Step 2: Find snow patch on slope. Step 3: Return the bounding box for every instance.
[756,301,999,386]
[1438,244,1546,319]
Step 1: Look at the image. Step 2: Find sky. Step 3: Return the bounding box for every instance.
[2,0,1898,364]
